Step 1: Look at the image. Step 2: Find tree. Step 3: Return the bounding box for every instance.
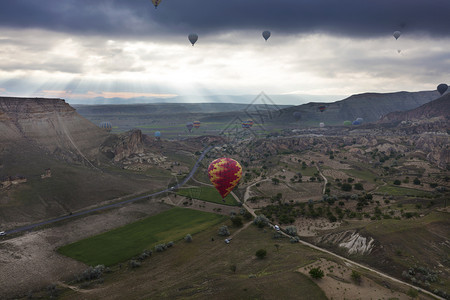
[231,216,243,227]
[229,264,237,273]
[309,267,324,279]
[255,249,267,259]
[272,178,280,185]
[413,178,421,185]
[354,183,364,190]
[393,180,401,185]
[341,183,352,191]
[274,244,280,252]
[218,225,230,236]
[351,270,361,284]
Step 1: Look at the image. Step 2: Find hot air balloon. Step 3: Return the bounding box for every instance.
[318,105,326,113]
[154,131,161,139]
[293,112,302,120]
[100,121,112,132]
[193,121,201,129]
[352,120,361,125]
[356,117,363,123]
[393,31,401,40]
[242,121,250,128]
[262,31,271,41]
[186,122,194,132]
[319,122,325,128]
[151,0,162,8]
[247,120,254,127]
[208,158,242,200]
[437,83,448,95]
[343,120,352,126]
[188,33,198,46]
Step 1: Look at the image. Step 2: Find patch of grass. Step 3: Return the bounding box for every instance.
[58,207,227,266]
[177,186,238,206]
[376,185,434,197]
[344,168,377,182]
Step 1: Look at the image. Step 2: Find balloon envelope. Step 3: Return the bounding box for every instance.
[437,83,448,95]
[262,31,271,41]
[188,33,198,46]
[319,122,325,128]
[154,131,161,137]
[151,0,162,8]
[352,120,361,125]
[393,31,401,40]
[356,117,363,122]
[193,121,201,129]
[208,158,242,199]
[100,121,112,131]
[343,120,352,126]
[318,105,326,113]
[293,112,302,120]
[186,122,194,131]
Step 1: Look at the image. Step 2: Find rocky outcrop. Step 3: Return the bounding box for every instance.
[316,230,375,255]
[113,129,145,162]
[0,97,108,161]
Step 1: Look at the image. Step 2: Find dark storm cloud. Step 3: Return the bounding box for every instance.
[0,0,449,38]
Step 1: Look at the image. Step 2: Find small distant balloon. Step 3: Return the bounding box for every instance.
[154,131,161,138]
[393,31,401,40]
[437,83,448,95]
[100,121,112,132]
[151,0,162,8]
[246,120,254,127]
[242,121,250,129]
[356,117,363,123]
[343,120,352,126]
[293,112,302,120]
[186,122,194,132]
[318,105,326,113]
[397,49,401,54]
[262,31,271,41]
[319,122,325,128]
[352,120,361,125]
[193,121,201,129]
[188,33,198,46]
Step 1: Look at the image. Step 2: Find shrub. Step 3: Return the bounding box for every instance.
[129,260,141,268]
[138,249,152,261]
[184,234,193,243]
[354,183,364,190]
[351,270,361,284]
[341,183,352,191]
[218,225,230,236]
[166,241,174,248]
[413,178,421,185]
[393,180,401,185]
[284,226,297,236]
[255,249,267,259]
[155,244,166,252]
[309,267,324,279]
[253,214,269,228]
[230,264,237,273]
[231,216,243,227]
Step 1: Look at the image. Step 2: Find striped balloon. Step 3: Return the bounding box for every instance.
[208,158,242,199]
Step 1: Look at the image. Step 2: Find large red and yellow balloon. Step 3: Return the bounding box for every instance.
[208,158,242,199]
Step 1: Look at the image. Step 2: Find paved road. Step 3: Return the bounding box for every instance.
[3,145,213,236]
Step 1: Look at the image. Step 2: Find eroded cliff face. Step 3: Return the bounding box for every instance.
[0,97,108,160]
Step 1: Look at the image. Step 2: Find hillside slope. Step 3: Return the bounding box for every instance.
[280,90,439,125]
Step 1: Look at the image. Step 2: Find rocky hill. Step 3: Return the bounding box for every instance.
[0,97,108,161]
[379,93,450,123]
[279,90,440,125]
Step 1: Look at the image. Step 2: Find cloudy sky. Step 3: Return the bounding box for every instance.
[0,0,449,104]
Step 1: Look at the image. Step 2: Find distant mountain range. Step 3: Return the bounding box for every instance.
[278,90,442,125]
[67,93,345,106]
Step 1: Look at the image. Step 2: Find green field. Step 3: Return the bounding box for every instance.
[343,168,378,182]
[58,207,227,266]
[177,186,239,206]
[376,185,434,197]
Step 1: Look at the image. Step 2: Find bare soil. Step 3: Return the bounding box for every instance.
[0,199,170,299]
[298,259,411,300]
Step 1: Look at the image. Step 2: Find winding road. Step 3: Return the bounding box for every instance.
[3,145,213,236]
